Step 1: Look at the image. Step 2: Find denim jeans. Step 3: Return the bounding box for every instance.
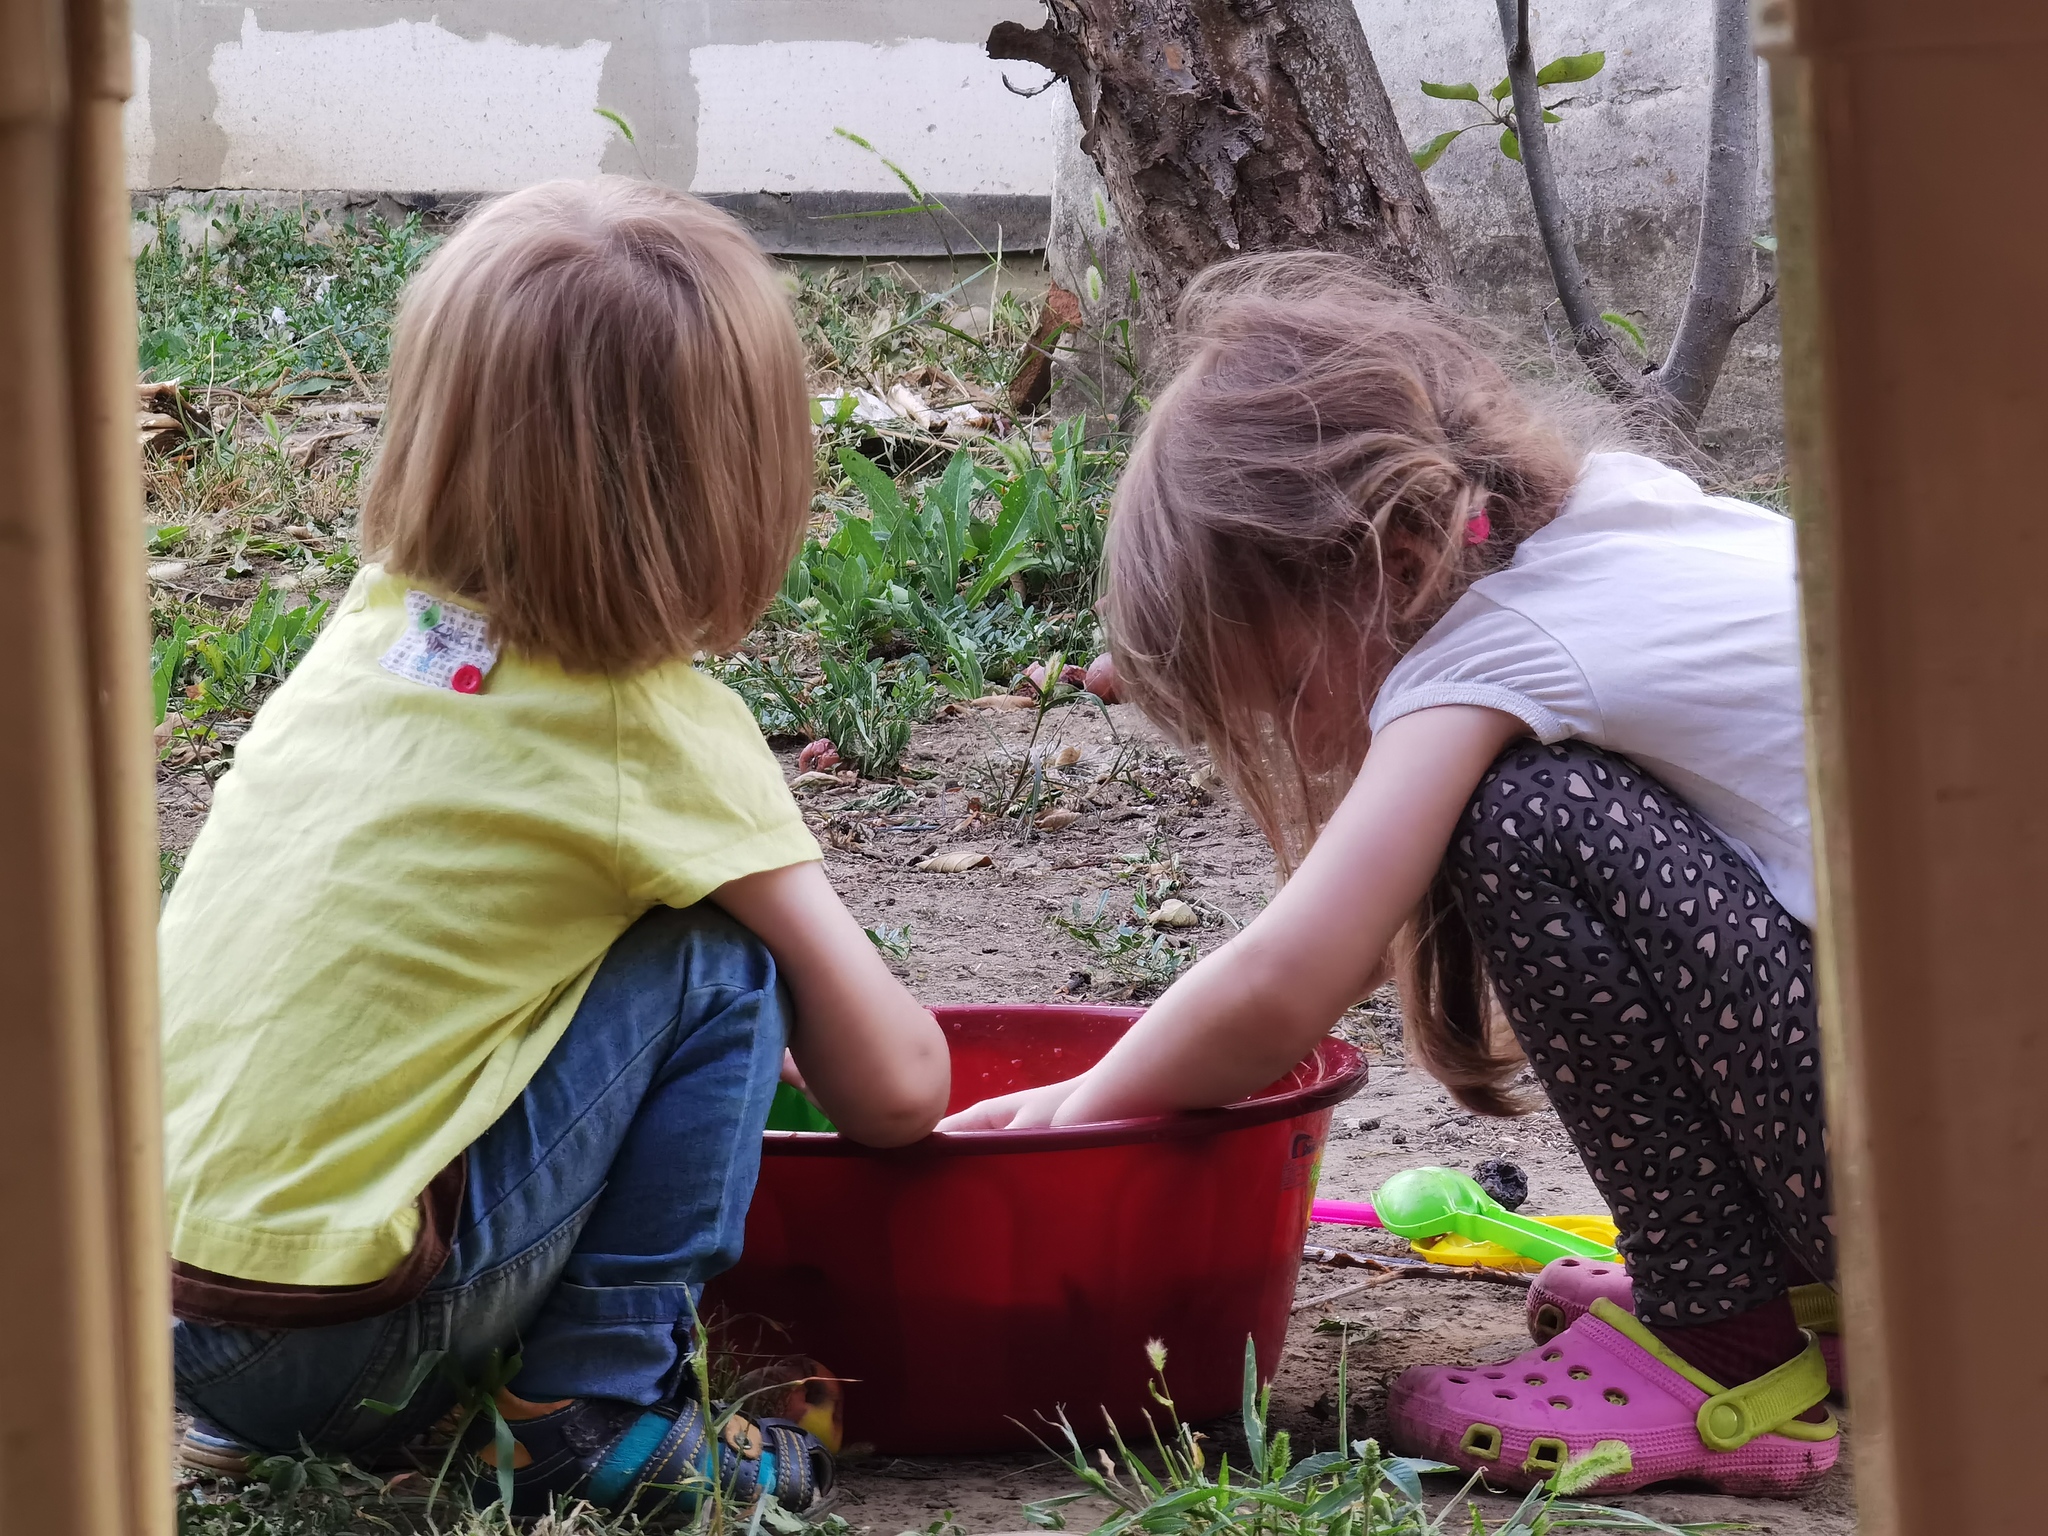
[172,904,790,1455]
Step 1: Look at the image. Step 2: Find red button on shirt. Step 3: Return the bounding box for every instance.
[450,664,483,694]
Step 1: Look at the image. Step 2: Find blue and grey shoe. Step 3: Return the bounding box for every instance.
[178,1420,255,1476]
[474,1396,834,1518]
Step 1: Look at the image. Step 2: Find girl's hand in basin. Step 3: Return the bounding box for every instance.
[937,1075,1084,1131]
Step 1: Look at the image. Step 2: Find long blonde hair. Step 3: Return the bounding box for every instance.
[1106,253,1616,1114]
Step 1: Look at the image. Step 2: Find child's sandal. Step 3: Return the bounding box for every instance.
[1387,1298,1839,1498]
[475,1396,833,1518]
[1526,1258,1845,1393]
[178,1420,255,1476]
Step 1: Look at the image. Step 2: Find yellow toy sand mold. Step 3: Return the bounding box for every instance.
[1409,1213,1620,1272]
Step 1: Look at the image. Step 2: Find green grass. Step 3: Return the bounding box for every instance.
[168,1335,1737,1536]
[1028,1338,1738,1536]
[135,199,433,392]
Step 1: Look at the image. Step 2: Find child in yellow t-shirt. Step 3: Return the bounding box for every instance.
[163,179,948,1514]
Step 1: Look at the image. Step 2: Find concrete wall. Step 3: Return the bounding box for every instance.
[125,1,1782,466]
[126,2,1059,253]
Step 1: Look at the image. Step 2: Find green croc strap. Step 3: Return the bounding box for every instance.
[1789,1282,1840,1335]
[1589,1298,1838,1451]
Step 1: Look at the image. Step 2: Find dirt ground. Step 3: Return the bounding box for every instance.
[157,697,1858,1534]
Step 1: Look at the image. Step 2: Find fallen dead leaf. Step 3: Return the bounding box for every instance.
[917,849,993,874]
[1147,898,1200,929]
[790,770,845,790]
[966,693,1035,712]
[1053,745,1083,768]
[1034,807,1081,831]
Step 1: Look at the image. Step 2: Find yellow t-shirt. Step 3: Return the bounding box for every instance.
[160,566,819,1285]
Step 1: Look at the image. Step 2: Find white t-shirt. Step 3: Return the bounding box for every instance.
[1369,451,1814,925]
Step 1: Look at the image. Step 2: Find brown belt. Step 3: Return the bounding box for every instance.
[171,1157,468,1330]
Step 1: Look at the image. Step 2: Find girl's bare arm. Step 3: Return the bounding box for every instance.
[939,705,1524,1130]
[713,861,950,1145]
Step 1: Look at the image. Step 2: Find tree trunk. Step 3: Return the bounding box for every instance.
[1496,0,1769,440]
[1645,0,1764,423]
[991,0,1455,324]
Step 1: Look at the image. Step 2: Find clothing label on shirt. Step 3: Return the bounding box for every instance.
[379,591,498,694]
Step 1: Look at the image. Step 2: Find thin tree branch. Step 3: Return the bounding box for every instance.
[1648,0,1760,423]
[1731,281,1776,330]
[1492,0,1641,402]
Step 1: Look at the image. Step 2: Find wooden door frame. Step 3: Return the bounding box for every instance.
[0,0,170,1531]
[1765,0,2048,1529]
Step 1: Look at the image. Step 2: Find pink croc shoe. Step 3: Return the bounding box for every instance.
[1387,1298,1839,1497]
[1527,1259,1846,1394]
[1527,1256,1633,1345]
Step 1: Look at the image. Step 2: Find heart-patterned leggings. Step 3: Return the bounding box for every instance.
[1441,740,1834,1323]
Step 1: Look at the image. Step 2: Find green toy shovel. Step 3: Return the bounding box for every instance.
[1373,1167,1619,1266]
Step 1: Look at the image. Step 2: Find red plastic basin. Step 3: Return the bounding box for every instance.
[704,1004,1367,1454]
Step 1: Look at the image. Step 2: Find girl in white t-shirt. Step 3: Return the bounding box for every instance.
[943,254,1840,1497]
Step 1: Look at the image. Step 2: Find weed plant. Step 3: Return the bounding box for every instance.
[1028,1340,1734,1536]
[724,425,1120,776]
[153,582,330,777]
[1053,892,1196,998]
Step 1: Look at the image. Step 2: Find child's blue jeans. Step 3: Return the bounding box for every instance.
[172,903,790,1455]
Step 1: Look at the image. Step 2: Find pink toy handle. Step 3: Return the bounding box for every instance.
[1310,1198,1381,1228]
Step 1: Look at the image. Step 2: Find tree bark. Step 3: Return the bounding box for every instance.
[1494,0,1640,401]
[1496,0,1769,436]
[1647,0,1763,423]
[990,0,1455,321]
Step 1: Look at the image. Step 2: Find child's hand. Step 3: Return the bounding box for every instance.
[992,705,1526,1125]
[936,1075,1083,1131]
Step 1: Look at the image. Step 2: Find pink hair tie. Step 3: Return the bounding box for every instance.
[1464,509,1492,546]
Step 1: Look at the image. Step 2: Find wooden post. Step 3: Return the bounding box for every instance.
[1762,0,2048,1530]
[0,0,169,1532]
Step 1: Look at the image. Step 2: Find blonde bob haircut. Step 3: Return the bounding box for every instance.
[362,177,810,673]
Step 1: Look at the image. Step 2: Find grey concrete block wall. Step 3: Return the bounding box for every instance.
[126,0,1782,468]
[126,1,1058,254]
